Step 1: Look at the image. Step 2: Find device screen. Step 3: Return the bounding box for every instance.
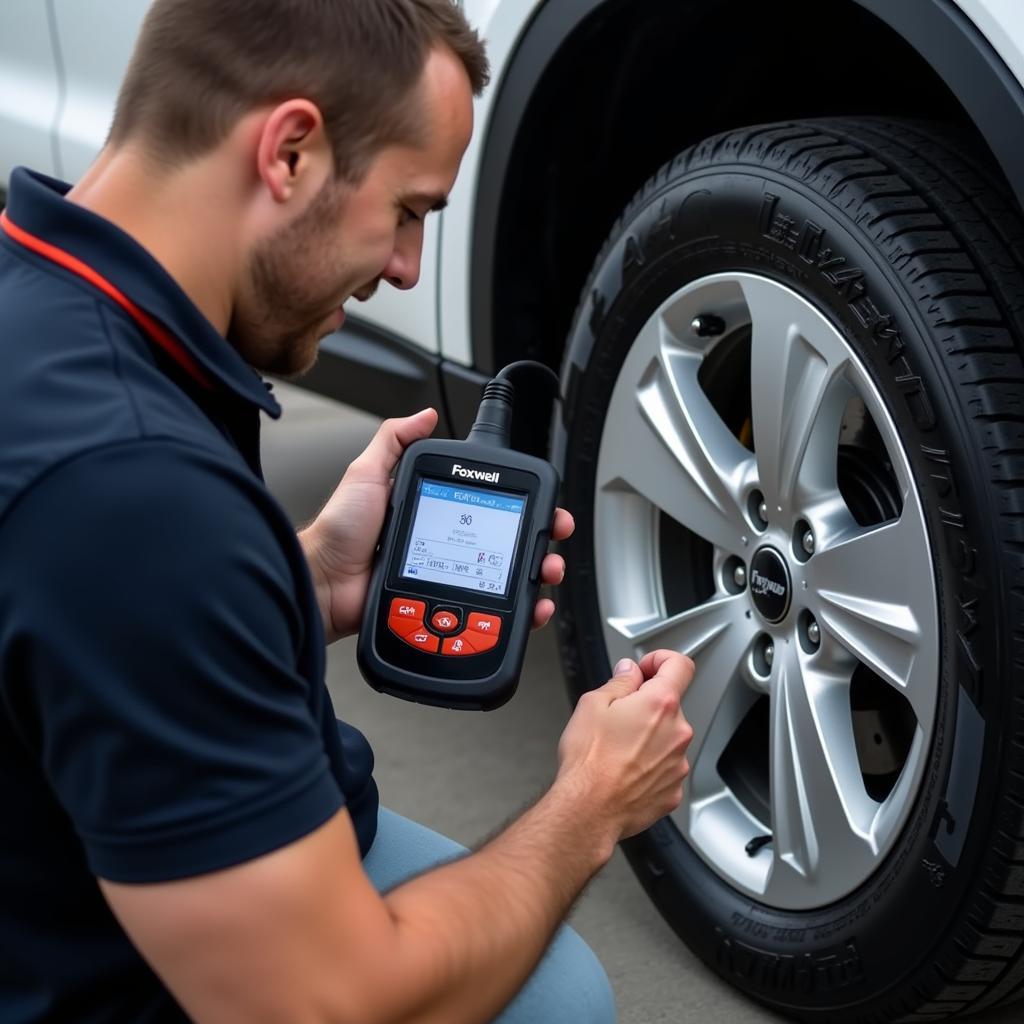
[399,479,527,596]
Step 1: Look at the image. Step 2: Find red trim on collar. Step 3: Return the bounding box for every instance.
[0,209,214,391]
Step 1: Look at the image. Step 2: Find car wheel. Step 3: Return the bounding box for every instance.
[555,118,1024,1021]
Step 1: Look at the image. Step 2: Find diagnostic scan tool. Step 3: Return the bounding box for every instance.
[357,364,560,710]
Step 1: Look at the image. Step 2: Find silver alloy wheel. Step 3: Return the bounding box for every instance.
[594,273,939,910]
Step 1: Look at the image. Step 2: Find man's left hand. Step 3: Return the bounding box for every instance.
[300,409,575,644]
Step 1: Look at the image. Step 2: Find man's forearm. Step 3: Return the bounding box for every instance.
[297,525,341,644]
[378,777,616,1024]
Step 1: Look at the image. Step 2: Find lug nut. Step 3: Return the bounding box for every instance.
[764,642,774,668]
[749,491,770,531]
[807,621,821,646]
[733,565,747,588]
[802,530,815,555]
[691,313,726,338]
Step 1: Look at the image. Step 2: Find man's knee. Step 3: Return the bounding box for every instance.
[496,924,616,1024]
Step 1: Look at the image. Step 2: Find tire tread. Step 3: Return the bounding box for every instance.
[559,116,1024,1022]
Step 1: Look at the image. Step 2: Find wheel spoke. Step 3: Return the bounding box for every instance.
[683,630,760,781]
[608,592,744,650]
[766,646,875,895]
[599,317,752,554]
[742,276,850,512]
[808,515,937,723]
[609,595,757,775]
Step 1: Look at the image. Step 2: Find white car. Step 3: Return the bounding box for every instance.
[4,2,1024,1021]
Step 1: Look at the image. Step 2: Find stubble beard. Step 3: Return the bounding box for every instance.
[230,182,348,377]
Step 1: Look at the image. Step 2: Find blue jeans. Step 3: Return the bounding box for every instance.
[363,807,617,1024]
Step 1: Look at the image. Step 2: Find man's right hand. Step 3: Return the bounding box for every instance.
[555,650,695,844]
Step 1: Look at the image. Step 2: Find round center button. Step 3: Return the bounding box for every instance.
[749,546,792,624]
[431,610,461,634]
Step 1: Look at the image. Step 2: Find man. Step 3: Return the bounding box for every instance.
[0,1,694,1021]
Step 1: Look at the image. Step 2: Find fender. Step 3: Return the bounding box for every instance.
[469,0,1024,372]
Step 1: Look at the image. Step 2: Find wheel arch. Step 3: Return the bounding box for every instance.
[470,0,1024,378]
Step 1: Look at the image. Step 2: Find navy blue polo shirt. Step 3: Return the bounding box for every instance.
[0,168,379,1022]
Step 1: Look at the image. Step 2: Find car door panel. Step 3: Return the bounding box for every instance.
[0,0,61,183]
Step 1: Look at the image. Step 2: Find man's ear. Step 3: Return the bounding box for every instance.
[255,99,331,204]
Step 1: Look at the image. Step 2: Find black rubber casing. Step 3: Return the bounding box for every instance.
[357,438,559,710]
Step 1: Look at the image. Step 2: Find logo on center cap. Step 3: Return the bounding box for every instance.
[750,570,785,597]
[749,547,791,623]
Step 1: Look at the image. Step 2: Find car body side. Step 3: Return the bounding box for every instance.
[1,0,1023,438]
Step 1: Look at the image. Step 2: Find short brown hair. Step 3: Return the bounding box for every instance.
[108,0,489,180]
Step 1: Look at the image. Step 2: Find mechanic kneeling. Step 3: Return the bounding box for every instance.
[0,2,695,1021]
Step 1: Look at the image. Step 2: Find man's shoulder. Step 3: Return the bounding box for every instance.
[0,256,127,505]
[0,246,245,524]
[0,233,121,357]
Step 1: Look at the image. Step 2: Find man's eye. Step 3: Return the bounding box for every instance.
[399,206,422,226]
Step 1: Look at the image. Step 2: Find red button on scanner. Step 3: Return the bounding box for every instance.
[465,629,498,653]
[431,610,460,634]
[390,598,427,620]
[406,629,440,653]
[467,612,502,638]
[388,615,424,640]
[442,634,477,656]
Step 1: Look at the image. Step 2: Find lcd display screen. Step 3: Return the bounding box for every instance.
[399,480,526,596]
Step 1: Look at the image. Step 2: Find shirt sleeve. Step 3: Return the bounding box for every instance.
[0,440,344,882]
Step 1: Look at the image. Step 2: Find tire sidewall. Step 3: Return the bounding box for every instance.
[556,161,1002,1017]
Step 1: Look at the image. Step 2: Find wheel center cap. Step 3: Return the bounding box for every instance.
[749,546,792,623]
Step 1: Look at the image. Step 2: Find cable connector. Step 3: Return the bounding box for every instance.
[466,379,515,447]
[464,361,562,450]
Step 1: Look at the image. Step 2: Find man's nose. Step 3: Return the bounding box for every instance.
[382,236,423,291]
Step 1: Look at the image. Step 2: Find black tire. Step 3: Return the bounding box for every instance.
[555,118,1024,1022]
